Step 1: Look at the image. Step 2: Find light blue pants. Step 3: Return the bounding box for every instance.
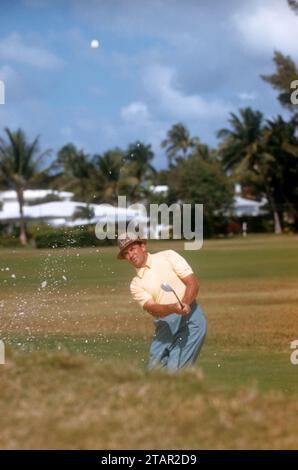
[148,302,207,371]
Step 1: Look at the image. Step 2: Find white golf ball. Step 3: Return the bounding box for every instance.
[90,39,100,49]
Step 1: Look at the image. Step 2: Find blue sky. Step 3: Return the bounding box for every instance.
[0,0,297,168]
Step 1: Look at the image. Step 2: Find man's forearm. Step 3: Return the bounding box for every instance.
[144,302,180,318]
[181,280,199,305]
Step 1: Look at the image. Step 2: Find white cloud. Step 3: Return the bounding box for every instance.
[0,65,32,103]
[237,91,257,101]
[0,33,65,69]
[142,63,229,119]
[60,127,73,138]
[0,65,19,84]
[233,0,298,58]
[0,95,53,147]
[73,0,202,40]
[121,101,150,122]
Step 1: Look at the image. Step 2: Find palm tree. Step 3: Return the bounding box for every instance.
[261,51,298,112]
[217,108,282,234]
[0,128,51,245]
[161,123,199,166]
[126,141,156,182]
[264,115,298,159]
[93,149,125,203]
[123,142,156,202]
[191,142,217,163]
[55,144,95,202]
[288,0,298,15]
[262,115,298,228]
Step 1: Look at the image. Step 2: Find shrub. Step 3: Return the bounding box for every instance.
[0,236,21,247]
[34,226,115,249]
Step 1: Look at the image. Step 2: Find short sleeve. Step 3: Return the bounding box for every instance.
[165,250,193,279]
[130,277,153,308]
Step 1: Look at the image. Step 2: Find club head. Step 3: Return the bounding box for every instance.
[161,282,184,308]
[161,282,174,293]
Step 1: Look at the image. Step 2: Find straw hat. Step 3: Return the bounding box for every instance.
[117,232,147,259]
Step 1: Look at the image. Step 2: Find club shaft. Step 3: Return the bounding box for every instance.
[172,290,184,309]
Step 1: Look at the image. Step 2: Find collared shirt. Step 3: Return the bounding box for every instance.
[130,250,194,309]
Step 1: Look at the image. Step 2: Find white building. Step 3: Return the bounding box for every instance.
[0,189,146,228]
[149,184,268,217]
[233,195,267,217]
[0,186,269,240]
[232,184,267,217]
[150,185,168,195]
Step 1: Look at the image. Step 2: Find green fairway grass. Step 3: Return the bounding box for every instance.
[1,234,298,449]
[1,234,298,289]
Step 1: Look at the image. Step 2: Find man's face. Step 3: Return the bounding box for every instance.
[122,242,147,268]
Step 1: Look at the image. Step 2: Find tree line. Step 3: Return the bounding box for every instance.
[1,31,298,245]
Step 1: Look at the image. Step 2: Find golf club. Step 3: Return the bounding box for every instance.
[161,282,184,309]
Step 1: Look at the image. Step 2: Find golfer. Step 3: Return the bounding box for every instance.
[117,232,207,371]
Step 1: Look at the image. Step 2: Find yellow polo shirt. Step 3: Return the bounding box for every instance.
[130,250,194,309]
